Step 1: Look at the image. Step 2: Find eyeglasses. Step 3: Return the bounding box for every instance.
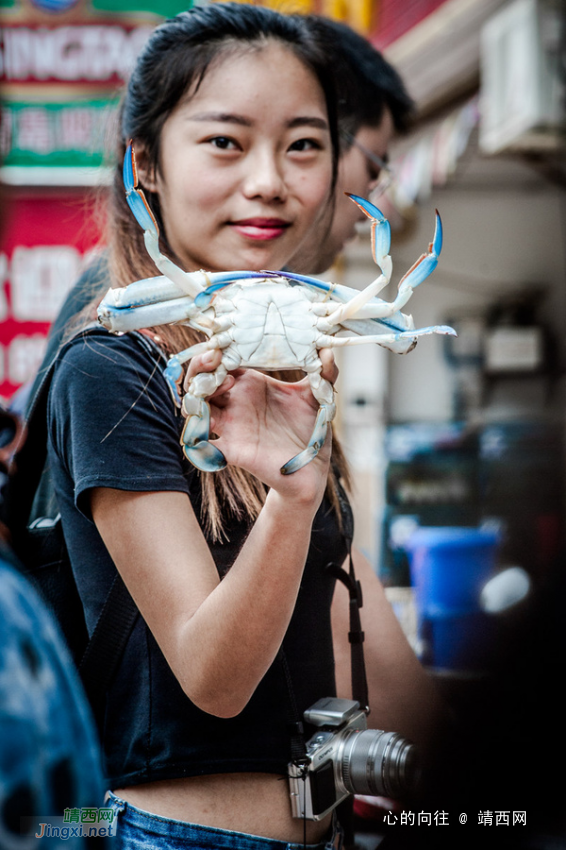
[342,132,395,203]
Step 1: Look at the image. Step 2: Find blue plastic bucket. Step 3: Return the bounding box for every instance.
[417,611,496,670]
[406,527,500,670]
[406,527,499,615]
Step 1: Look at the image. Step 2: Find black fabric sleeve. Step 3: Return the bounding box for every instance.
[47,332,193,520]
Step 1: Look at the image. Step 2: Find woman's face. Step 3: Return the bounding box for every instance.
[140,41,333,273]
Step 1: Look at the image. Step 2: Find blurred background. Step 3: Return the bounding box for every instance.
[1,0,565,844]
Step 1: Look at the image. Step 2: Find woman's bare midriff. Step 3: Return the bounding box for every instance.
[114,773,333,843]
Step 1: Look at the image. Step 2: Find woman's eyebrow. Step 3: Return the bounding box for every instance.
[188,112,252,126]
[186,113,328,131]
[286,116,328,131]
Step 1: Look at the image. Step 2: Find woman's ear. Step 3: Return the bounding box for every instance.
[133,145,158,193]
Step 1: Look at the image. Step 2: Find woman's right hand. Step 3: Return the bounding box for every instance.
[182,350,337,512]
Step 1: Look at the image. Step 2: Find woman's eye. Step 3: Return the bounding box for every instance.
[289,138,321,153]
[208,137,238,150]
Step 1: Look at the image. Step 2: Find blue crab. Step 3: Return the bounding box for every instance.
[97,144,455,475]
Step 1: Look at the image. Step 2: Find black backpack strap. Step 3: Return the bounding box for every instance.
[79,573,141,720]
[9,325,116,532]
[11,326,167,719]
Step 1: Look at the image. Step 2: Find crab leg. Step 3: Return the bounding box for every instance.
[103,271,273,311]
[275,271,411,334]
[163,342,216,404]
[281,406,332,475]
[123,142,205,299]
[179,366,230,471]
[281,361,336,475]
[322,275,390,326]
[339,318,418,355]
[317,325,456,351]
[339,315,457,354]
[98,271,275,334]
[99,294,203,333]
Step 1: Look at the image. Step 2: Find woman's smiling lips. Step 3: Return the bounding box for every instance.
[230,218,291,241]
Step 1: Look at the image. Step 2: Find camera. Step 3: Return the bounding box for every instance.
[288,697,419,821]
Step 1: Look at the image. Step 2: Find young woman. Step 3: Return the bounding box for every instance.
[47,5,443,848]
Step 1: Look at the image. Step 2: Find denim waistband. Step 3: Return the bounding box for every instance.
[106,791,344,850]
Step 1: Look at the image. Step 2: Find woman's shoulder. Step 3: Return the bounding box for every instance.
[53,329,165,385]
[57,327,164,367]
[49,329,174,418]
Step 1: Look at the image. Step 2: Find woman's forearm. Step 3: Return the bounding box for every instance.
[92,486,320,718]
[175,489,318,716]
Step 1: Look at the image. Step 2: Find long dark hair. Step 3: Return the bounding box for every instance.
[103,4,350,539]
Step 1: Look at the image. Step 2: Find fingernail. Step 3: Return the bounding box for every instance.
[203,351,216,365]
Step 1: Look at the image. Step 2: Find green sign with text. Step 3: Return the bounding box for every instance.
[1,99,120,168]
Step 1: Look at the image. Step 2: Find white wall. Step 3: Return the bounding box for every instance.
[385,183,566,421]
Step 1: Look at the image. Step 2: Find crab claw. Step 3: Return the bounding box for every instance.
[123,142,159,238]
[347,198,443,314]
[122,142,207,297]
[181,401,227,472]
[346,194,392,274]
[397,210,442,294]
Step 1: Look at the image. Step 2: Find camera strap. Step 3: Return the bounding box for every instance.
[279,649,308,765]
[282,477,368,770]
[325,479,369,713]
[325,553,369,713]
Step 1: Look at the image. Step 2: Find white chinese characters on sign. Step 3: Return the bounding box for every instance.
[11,245,82,322]
[7,334,47,385]
[0,102,116,160]
[0,26,153,82]
[16,107,52,153]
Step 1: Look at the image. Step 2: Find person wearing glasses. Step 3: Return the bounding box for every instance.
[289,15,413,275]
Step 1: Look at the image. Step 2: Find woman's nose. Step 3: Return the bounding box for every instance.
[242,151,287,202]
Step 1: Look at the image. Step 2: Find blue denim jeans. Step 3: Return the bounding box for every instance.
[106,791,344,850]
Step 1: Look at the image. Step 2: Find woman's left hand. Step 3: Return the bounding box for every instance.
[182,349,338,507]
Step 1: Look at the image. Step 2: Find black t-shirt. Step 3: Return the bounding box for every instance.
[47,330,347,788]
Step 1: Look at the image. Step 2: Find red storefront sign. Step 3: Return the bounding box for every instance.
[0,22,153,85]
[0,0,161,403]
[0,189,105,401]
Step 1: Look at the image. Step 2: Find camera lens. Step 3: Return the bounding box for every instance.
[339,729,420,798]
